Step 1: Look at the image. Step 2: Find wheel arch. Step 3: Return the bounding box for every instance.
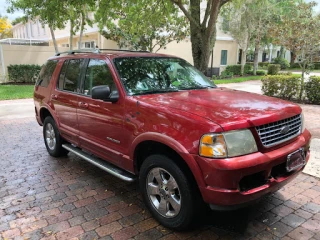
[39,107,57,125]
[131,133,206,189]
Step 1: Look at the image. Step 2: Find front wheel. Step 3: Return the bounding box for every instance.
[139,154,198,230]
[43,116,68,157]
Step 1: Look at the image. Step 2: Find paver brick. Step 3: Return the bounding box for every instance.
[55,225,84,240]
[96,221,123,237]
[111,226,139,240]
[281,214,306,228]
[288,226,315,240]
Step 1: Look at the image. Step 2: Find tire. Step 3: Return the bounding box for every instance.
[139,154,198,230]
[43,116,68,157]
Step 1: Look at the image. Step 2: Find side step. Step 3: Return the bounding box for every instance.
[62,144,136,182]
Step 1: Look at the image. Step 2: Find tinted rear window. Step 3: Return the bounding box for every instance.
[36,60,58,87]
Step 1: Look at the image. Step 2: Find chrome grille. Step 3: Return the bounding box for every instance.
[256,114,302,147]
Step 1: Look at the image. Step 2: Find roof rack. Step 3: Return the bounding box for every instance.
[54,48,150,56]
[99,49,149,53]
[55,48,100,56]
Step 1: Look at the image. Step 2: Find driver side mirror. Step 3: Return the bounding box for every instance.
[92,85,119,103]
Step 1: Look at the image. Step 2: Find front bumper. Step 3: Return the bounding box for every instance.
[195,129,311,208]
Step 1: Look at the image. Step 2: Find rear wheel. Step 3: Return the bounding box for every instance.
[139,154,198,230]
[43,116,68,157]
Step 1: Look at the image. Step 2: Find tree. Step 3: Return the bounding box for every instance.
[221,2,255,75]
[269,1,320,100]
[170,0,231,72]
[0,16,12,39]
[95,0,188,52]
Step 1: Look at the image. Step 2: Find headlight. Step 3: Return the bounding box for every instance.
[199,129,258,158]
[301,112,305,133]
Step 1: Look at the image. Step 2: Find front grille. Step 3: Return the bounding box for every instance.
[256,114,302,147]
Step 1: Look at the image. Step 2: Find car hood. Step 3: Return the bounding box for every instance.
[133,88,301,131]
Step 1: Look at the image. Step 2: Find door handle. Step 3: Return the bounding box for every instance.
[51,94,58,100]
[78,102,89,109]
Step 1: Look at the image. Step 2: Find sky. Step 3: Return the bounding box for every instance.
[1,0,320,21]
[0,0,23,20]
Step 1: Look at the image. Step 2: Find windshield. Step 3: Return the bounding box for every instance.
[113,57,216,95]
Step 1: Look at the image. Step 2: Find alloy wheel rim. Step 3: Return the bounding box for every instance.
[45,123,56,150]
[146,167,181,218]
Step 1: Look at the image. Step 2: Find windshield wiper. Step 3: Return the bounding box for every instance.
[133,89,180,95]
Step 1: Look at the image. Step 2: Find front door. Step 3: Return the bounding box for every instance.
[51,59,85,145]
[77,58,126,167]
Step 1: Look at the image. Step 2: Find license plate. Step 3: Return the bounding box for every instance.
[286,148,306,172]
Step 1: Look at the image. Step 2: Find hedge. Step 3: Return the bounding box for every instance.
[246,62,270,68]
[305,76,320,104]
[7,64,41,83]
[267,64,281,75]
[290,62,320,70]
[246,70,267,76]
[224,64,252,75]
[261,75,301,100]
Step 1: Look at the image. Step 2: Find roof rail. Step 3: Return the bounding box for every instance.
[99,49,149,53]
[55,48,100,56]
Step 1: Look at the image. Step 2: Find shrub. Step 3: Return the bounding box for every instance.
[273,57,290,69]
[267,64,281,75]
[305,76,320,104]
[261,75,301,100]
[225,64,252,75]
[278,72,293,75]
[258,62,270,68]
[7,64,41,83]
[247,70,266,76]
[290,62,300,68]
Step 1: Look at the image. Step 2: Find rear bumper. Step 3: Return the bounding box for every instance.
[195,130,311,207]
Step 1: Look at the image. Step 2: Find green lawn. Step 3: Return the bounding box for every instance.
[0,85,34,100]
[213,76,262,84]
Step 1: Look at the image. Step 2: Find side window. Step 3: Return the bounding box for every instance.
[83,59,117,96]
[57,60,68,90]
[57,59,83,92]
[36,60,58,87]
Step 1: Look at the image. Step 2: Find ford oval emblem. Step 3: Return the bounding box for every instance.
[280,125,290,134]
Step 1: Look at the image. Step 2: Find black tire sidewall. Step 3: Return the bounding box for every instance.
[139,154,196,230]
[43,117,66,157]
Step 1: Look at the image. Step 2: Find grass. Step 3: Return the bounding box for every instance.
[0,85,34,100]
[213,76,262,84]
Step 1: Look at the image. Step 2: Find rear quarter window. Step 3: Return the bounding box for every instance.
[36,60,58,87]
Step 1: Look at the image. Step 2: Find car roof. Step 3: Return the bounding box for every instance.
[47,49,177,61]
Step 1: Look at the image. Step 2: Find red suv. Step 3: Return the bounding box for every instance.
[34,49,311,230]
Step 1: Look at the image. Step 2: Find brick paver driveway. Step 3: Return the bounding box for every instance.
[1,107,320,239]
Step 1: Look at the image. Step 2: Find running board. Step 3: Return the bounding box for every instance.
[62,144,136,182]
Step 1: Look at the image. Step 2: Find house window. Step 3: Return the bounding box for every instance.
[62,44,70,48]
[82,41,95,49]
[220,50,228,65]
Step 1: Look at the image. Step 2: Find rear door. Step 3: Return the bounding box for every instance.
[51,58,86,145]
[77,58,126,167]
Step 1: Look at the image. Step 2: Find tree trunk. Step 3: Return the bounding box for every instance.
[240,49,247,76]
[290,51,296,66]
[69,21,73,50]
[78,11,85,49]
[49,26,58,53]
[253,37,261,75]
[279,46,285,58]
